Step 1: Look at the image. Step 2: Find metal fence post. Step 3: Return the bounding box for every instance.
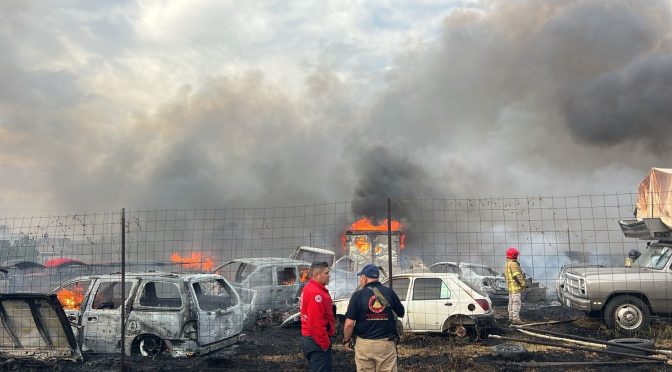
[387,198,393,290]
[120,208,126,370]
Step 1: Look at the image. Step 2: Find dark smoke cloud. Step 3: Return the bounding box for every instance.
[563,53,672,147]
[351,146,442,220]
[2,0,672,214]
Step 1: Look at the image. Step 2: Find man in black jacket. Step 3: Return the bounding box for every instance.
[342,264,405,372]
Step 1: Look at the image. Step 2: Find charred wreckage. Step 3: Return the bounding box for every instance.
[6,179,672,370]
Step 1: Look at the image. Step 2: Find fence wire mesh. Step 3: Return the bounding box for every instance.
[2,192,669,359]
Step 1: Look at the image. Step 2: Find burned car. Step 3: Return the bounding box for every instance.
[429,262,509,305]
[212,258,311,312]
[289,246,335,267]
[51,272,243,357]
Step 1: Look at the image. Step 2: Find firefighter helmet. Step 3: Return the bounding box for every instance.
[506,247,519,259]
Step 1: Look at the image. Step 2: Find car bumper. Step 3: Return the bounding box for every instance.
[561,292,592,311]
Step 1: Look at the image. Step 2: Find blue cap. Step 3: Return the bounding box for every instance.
[357,264,380,279]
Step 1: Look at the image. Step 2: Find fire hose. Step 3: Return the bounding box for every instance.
[488,334,668,363]
[511,324,672,357]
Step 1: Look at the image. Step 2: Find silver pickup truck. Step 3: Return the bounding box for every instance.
[562,240,672,333]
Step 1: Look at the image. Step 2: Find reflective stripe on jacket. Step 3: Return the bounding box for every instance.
[505,259,526,294]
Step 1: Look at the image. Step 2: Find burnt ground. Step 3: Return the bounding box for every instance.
[4,302,672,371]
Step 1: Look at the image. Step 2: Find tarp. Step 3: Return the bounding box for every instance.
[636,167,672,227]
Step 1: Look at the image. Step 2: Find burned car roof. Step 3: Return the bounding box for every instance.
[215,257,311,267]
[65,272,225,282]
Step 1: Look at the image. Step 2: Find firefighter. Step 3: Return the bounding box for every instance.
[300,261,335,372]
[505,247,526,325]
[625,249,641,268]
[342,264,405,372]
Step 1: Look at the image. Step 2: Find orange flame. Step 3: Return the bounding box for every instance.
[57,287,84,310]
[343,218,406,250]
[349,218,401,232]
[170,252,214,271]
[299,268,309,283]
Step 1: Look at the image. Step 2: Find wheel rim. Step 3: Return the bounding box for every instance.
[614,304,643,330]
[139,337,162,357]
[455,325,467,338]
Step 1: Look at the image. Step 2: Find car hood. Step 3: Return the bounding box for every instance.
[0,293,82,361]
[566,266,649,277]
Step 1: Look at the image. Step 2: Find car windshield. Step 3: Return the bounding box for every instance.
[469,266,499,276]
[216,262,258,283]
[639,246,672,270]
[463,265,499,277]
[193,279,238,311]
[458,276,487,297]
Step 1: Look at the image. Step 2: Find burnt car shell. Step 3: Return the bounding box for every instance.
[0,293,82,361]
[51,272,244,357]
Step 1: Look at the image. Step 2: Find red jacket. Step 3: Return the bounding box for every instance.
[300,278,334,350]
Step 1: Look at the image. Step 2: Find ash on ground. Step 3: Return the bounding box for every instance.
[3,302,671,372]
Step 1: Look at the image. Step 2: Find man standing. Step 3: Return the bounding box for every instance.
[342,264,405,372]
[505,247,526,325]
[301,261,334,372]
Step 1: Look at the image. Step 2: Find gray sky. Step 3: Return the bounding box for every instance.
[1,0,670,213]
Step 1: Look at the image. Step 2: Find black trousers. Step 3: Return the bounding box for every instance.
[302,336,332,372]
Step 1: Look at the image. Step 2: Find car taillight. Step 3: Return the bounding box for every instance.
[475,299,489,311]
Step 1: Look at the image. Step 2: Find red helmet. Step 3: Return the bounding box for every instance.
[506,247,519,259]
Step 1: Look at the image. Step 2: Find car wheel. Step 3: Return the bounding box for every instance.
[491,343,528,361]
[139,335,164,357]
[606,338,655,356]
[604,295,650,333]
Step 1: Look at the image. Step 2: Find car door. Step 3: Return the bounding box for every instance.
[191,278,243,345]
[274,265,299,309]
[245,266,274,311]
[406,277,456,332]
[80,279,135,353]
[53,278,93,334]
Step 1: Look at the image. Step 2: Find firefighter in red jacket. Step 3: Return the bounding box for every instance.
[301,261,335,372]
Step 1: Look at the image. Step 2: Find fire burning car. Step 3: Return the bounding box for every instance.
[51,272,244,357]
[334,272,495,338]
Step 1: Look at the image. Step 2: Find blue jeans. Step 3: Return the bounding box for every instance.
[302,336,332,372]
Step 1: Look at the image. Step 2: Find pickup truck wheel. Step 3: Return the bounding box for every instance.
[604,296,650,333]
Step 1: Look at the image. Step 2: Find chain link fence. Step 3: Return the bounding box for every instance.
[2,192,667,359]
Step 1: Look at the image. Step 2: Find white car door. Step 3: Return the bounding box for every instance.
[407,277,457,332]
[389,278,411,329]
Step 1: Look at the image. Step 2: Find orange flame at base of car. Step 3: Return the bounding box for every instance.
[170,252,214,271]
[57,287,84,310]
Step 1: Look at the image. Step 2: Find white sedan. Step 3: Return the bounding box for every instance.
[334,273,496,338]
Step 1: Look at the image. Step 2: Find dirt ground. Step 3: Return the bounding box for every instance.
[5,301,672,371]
